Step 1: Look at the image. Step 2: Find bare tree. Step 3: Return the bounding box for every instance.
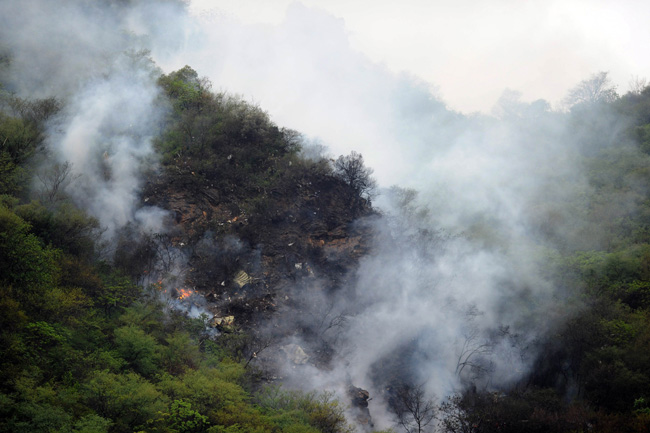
[438,394,475,433]
[315,301,348,342]
[394,384,437,433]
[152,233,180,274]
[36,160,79,208]
[629,75,648,95]
[455,307,493,380]
[332,151,377,200]
[563,71,618,109]
[244,332,276,369]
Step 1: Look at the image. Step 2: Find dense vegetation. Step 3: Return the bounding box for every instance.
[3,55,650,433]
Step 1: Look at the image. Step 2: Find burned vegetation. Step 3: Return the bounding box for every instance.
[139,66,376,368]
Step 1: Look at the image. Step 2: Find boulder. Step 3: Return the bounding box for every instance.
[280,343,310,365]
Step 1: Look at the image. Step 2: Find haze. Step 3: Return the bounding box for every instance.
[189,0,650,114]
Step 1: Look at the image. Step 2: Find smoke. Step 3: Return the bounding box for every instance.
[47,58,159,238]
[160,3,620,428]
[0,0,188,239]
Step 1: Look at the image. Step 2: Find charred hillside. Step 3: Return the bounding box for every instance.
[138,66,375,340]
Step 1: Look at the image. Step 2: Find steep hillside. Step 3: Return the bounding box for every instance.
[142,148,374,323]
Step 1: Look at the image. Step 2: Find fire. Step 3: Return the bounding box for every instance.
[177,288,194,300]
[151,281,166,293]
[152,281,195,300]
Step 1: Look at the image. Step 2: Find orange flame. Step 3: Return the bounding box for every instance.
[177,288,194,300]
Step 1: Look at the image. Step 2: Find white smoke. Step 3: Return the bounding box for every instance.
[49,57,162,238]
[160,3,602,428]
[0,0,188,239]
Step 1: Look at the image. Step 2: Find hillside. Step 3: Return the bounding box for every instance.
[3,14,650,432]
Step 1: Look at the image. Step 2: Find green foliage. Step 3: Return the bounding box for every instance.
[24,321,64,353]
[155,66,303,210]
[15,201,100,259]
[83,370,169,433]
[0,204,59,302]
[73,414,113,433]
[0,114,41,164]
[161,331,202,375]
[0,150,26,196]
[256,387,354,433]
[113,325,162,377]
[118,300,165,334]
[93,265,140,314]
[0,70,362,433]
[158,65,210,112]
[0,96,61,197]
[636,123,650,154]
[169,399,210,433]
[11,63,650,433]
[40,286,92,325]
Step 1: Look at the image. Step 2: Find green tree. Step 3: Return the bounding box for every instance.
[0,204,58,293]
[114,325,162,377]
[169,399,210,433]
[83,370,168,433]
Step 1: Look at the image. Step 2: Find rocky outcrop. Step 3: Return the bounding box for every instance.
[348,386,373,429]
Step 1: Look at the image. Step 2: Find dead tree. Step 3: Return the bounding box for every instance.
[332,151,377,200]
[36,160,78,208]
[455,307,493,380]
[394,383,437,433]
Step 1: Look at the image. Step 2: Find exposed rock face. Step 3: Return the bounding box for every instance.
[348,386,370,408]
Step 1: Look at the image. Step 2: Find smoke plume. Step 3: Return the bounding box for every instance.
[0,0,189,238]
[161,4,622,428]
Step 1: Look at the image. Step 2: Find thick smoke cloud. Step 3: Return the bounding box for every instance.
[189,0,650,114]
[164,3,605,427]
[50,57,162,238]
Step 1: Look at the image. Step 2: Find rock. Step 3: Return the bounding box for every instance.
[281,344,310,365]
[211,315,235,328]
[348,385,370,408]
[348,386,373,429]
